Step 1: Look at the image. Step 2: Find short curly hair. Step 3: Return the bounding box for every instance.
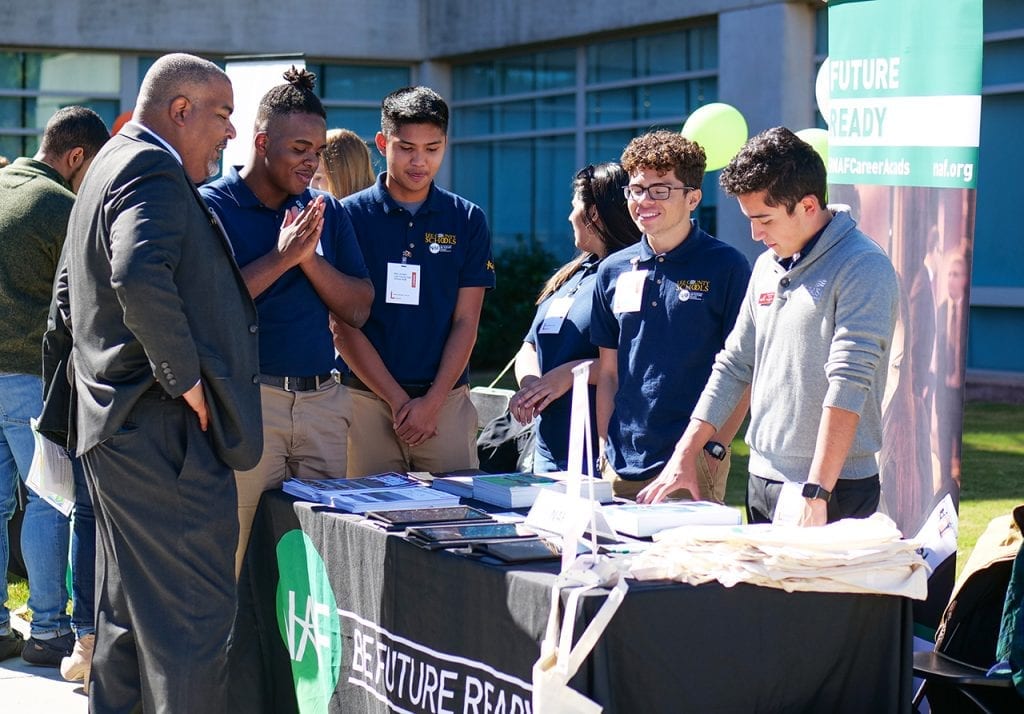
[620,130,706,188]
[719,126,826,213]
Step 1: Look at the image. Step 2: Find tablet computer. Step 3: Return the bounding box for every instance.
[406,522,535,548]
[366,505,492,529]
[472,538,562,563]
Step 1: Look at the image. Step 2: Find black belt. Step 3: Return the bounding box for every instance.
[259,373,335,392]
[340,374,436,399]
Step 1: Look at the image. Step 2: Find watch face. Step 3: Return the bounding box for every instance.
[801,483,830,502]
[704,442,727,460]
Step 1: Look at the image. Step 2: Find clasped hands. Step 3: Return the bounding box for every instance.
[278,194,326,268]
[391,391,445,448]
[509,365,574,425]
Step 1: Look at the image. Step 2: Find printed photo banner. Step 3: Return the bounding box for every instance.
[825,0,983,635]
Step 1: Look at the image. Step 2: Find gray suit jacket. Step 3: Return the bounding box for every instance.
[62,123,262,470]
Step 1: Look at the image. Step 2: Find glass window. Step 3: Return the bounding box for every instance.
[451,23,718,265]
[325,106,384,141]
[1,50,120,158]
[454,50,574,99]
[452,95,575,137]
[319,64,410,101]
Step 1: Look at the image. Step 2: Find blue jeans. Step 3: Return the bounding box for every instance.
[71,457,95,637]
[0,373,71,637]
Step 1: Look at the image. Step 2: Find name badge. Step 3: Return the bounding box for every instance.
[386,262,421,305]
[538,296,574,334]
[612,269,648,314]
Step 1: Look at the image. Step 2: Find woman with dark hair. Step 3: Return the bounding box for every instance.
[509,162,641,472]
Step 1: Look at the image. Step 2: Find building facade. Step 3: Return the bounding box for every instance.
[2,0,1020,379]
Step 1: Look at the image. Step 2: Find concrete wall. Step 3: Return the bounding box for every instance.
[716,1,819,262]
[0,0,428,60]
[0,0,800,61]
[424,0,769,58]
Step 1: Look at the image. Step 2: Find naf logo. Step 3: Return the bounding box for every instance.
[424,232,457,254]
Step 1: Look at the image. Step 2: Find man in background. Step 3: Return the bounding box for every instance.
[0,106,108,664]
[335,86,494,476]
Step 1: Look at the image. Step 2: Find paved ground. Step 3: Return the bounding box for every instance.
[0,615,87,712]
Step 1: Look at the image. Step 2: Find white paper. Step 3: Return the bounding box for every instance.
[26,417,74,516]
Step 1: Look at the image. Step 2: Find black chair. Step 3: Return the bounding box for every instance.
[912,650,1017,713]
[912,510,1023,713]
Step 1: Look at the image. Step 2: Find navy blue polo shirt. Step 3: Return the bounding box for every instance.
[591,223,751,480]
[341,174,494,385]
[524,257,601,470]
[200,167,369,376]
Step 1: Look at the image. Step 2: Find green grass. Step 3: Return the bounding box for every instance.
[5,402,1022,613]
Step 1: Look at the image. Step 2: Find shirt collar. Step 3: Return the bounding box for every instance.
[221,165,311,211]
[776,223,826,270]
[636,219,706,262]
[373,172,439,215]
[127,121,182,165]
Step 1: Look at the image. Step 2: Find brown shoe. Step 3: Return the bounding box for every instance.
[59,633,95,694]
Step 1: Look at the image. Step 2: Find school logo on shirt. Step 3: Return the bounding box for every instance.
[424,232,456,254]
[676,279,710,302]
[758,291,776,306]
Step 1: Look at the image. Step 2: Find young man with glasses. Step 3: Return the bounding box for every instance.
[591,130,751,501]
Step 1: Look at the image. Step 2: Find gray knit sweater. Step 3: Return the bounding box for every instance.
[0,157,74,375]
[692,209,899,482]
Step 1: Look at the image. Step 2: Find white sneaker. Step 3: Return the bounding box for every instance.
[59,633,95,694]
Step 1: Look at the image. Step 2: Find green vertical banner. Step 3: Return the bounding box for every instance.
[825,0,983,637]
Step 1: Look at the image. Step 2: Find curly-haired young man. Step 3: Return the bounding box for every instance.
[591,129,751,501]
[639,127,899,528]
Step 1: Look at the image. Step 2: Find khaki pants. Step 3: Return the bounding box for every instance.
[234,381,351,576]
[600,448,731,502]
[345,384,479,477]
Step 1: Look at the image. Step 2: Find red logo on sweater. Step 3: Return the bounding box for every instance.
[758,291,775,306]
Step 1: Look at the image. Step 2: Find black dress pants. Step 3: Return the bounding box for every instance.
[82,392,238,714]
[746,474,881,525]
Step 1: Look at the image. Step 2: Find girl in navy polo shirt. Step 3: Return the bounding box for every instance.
[509,163,641,472]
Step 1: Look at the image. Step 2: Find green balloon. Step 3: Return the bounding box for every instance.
[795,128,829,167]
[681,103,748,171]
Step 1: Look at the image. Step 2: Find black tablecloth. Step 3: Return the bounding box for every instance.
[230,490,913,713]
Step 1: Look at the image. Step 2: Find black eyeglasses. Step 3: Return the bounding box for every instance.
[623,184,697,201]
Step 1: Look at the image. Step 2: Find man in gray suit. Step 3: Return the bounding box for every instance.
[58,53,262,713]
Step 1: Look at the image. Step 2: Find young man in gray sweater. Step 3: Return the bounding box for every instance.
[639,127,899,527]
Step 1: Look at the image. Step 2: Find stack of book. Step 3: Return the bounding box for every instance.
[471,472,614,508]
[282,473,460,514]
[430,474,476,499]
[602,501,742,537]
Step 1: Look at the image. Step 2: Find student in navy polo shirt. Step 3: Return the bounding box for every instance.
[509,162,641,473]
[201,68,373,575]
[591,130,751,501]
[334,86,495,476]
